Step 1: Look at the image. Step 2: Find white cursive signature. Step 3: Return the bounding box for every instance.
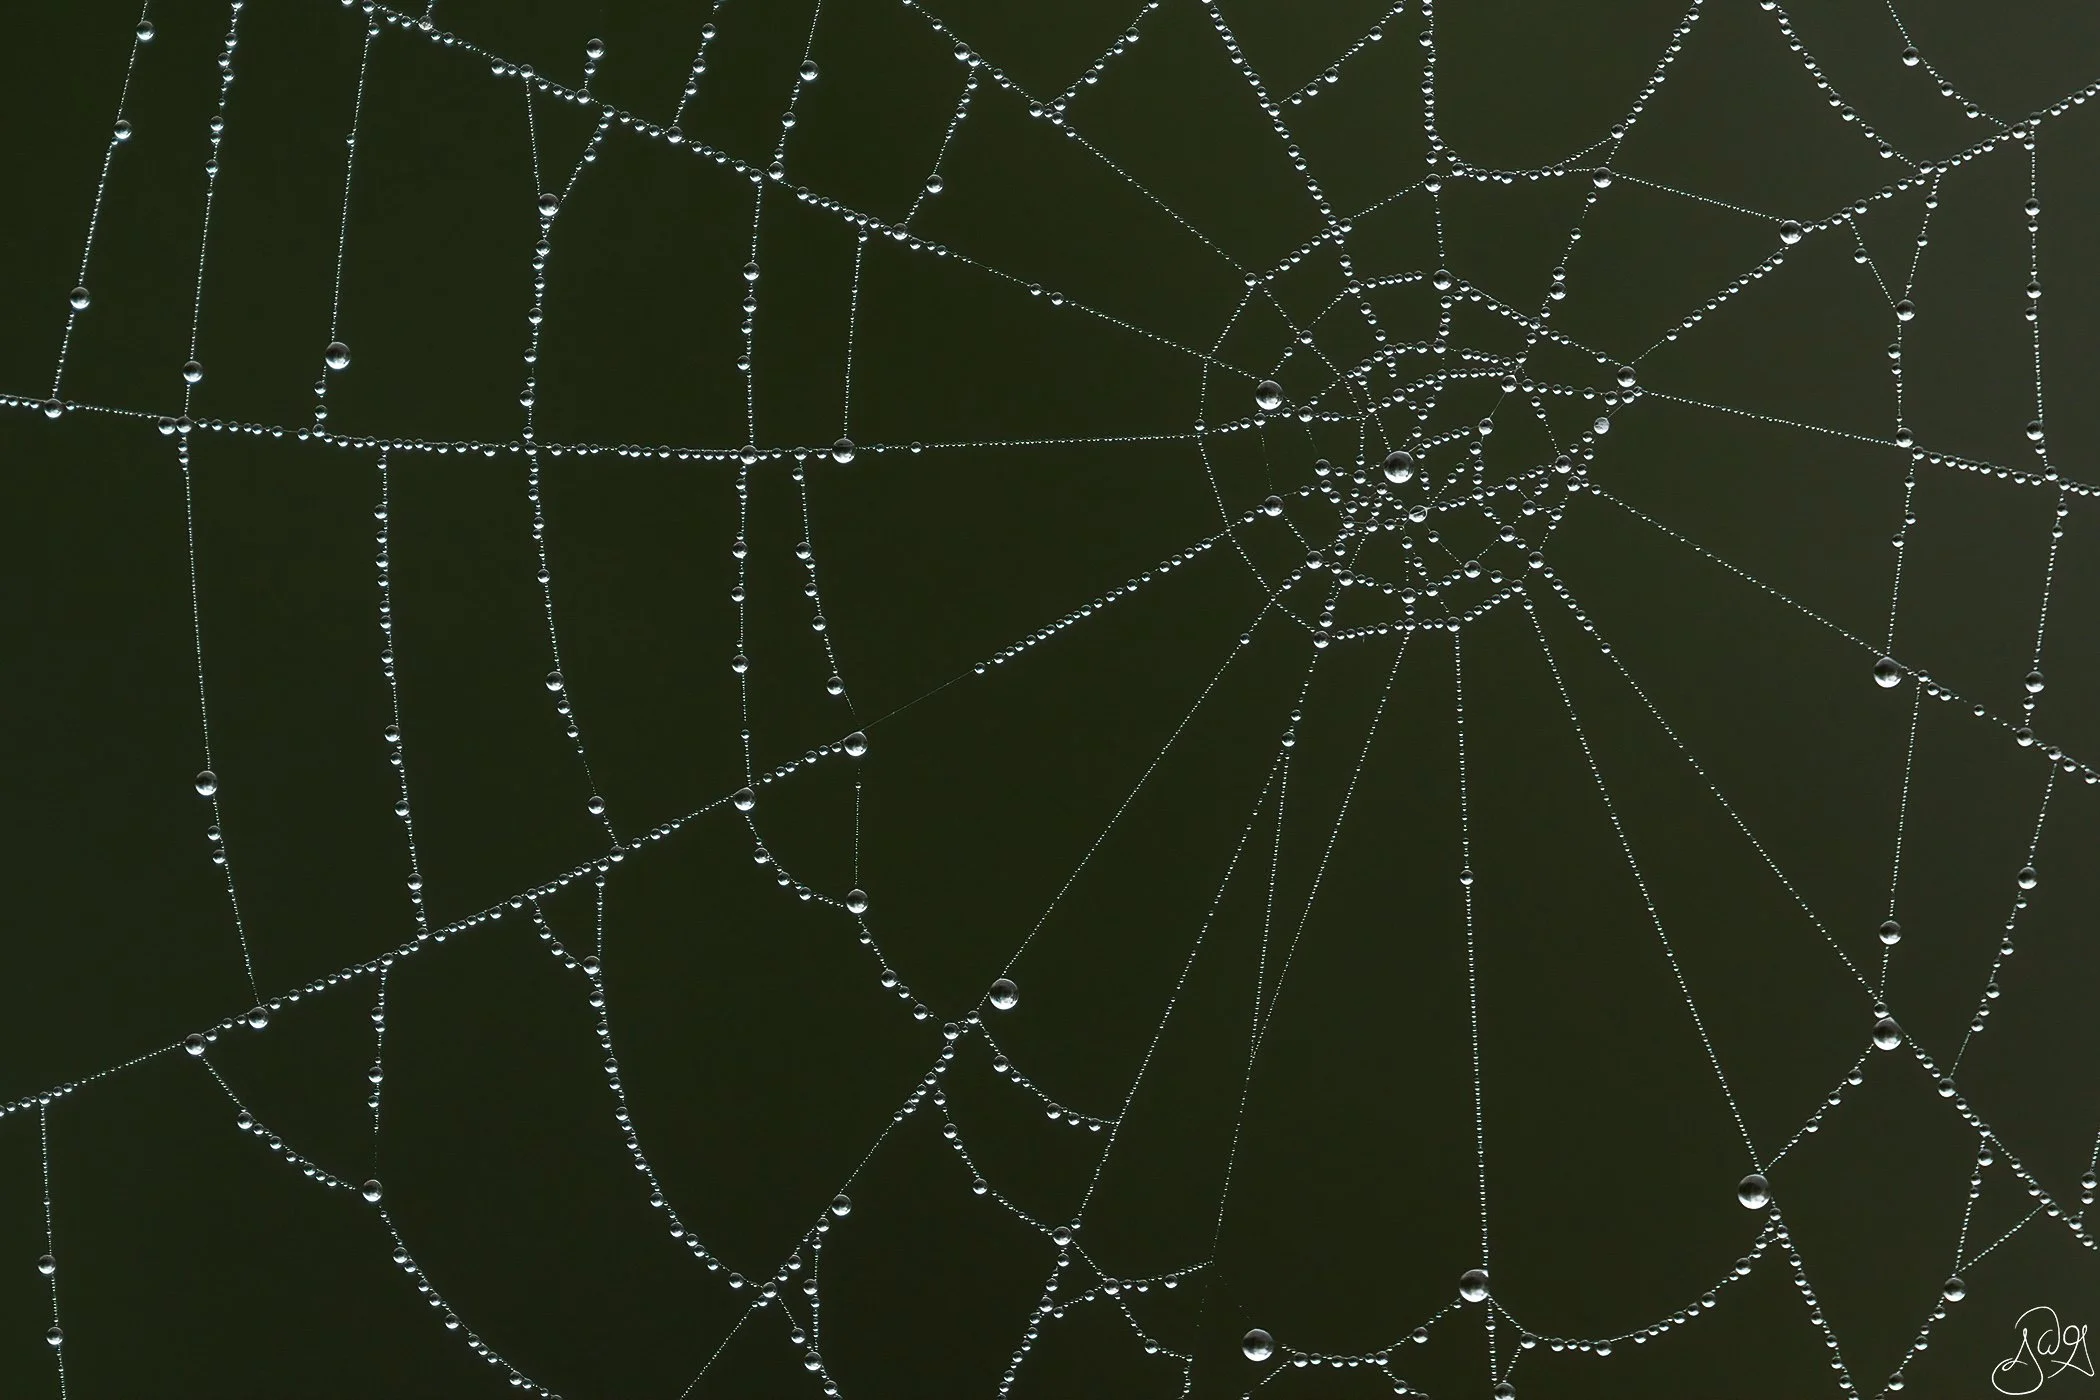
[1995,1306,2095,1395]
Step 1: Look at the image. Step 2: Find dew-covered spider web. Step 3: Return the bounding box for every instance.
[4,0,2100,1395]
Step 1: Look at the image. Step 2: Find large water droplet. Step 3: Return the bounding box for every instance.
[544,670,565,693]
[361,1178,384,1203]
[182,360,204,385]
[733,787,756,812]
[832,437,856,465]
[845,889,869,914]
[2016,866,2038,890]
[1872,656,1903,688]
[1878,919,1902,946]
[1254,380,1284,412]
[1382,451,1414,484]
[989,978,1019,1011]
[1738,1173,1770,1209]
[1873,1016,1903,1050]
[1459,1268,1490,1302]
[844,731,868,757]
[2024,670,2045,694]
[830,1193,852,1217]
[1779,220,1803,246]
[184,1033,206,1057]
[1943,1276,1966,1302]
[36,1255,55,1277]
[195,770,219,796]
[325,341,351,371]
[1242,1328,1274,1361]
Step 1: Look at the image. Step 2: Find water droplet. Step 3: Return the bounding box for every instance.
[325,341,351,371]
[114,119,132,141]
[545,671,565,693]
[1382,451,1414,484]
[2016,866,2038,890]
[137,19,155,40]
[1242,1329,1274,1361]
[799,59,819,81]
[184,1033,207,1057]
[361,1178,384,1203]
[743,261,761,283]
[832,437,855,464]
[1254,380,1284,412]
[2024,669,2045,694]
[1873,656,1903,688]
[1591,168,1612,189]
[195,770,219,796]
[844,731,868,757]
[41,399,63,419]
[1262,496,1284,517]
[538,193,559,217]
[1779,220,1803,246]
[1878,919,1902,946]
[1494,1385,1517,1400]
[587,795,606,816]
[36,1255,55,1277]
[830,1194,852,1217]
[733,787,756,812]
[925,173,945,195]
[1901,45,1919,65]
[181,360,203,385]
[1737,1173,1770,1209]
[1894,298,1915,322]
[45,1325,62,1348]
[69,286,90,311]
[989,978,1019,1011]
[1943,1276,1966,1302]
[1459,1268,1490,1302]
[1873,1016,1903,1051]
[246,1006,269,1030]
[825,675,845,696]
[845,889,869,914]
[2026,420,2045,443]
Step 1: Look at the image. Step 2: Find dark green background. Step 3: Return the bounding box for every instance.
[2,0,2097,1396]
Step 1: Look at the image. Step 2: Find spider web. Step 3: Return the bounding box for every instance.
[3,0,2099,1396]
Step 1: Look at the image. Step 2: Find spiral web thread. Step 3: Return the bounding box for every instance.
[5,0,2100,1396]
